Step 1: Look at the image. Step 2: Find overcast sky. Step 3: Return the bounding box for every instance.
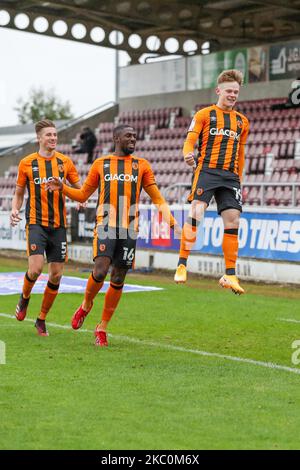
[0,27,126,128]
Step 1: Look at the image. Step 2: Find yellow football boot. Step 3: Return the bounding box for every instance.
[174,264,187,284]
[219,274,245,295]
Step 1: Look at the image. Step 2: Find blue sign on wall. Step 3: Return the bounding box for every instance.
[137,208,300,262]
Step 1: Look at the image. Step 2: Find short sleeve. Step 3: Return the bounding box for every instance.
[16,160,27,187]
[240,117,250,145]
[187,109,206,134]
[66,159,80,185]
[142,160,156,188]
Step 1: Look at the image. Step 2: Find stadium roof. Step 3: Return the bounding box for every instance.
[1,0,300,62]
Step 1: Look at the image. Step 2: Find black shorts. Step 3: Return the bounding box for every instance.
[26,224,67,263]
[189,168,242,215]
[93,226,137,269]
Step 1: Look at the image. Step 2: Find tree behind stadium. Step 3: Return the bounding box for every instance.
[15,87,73,124]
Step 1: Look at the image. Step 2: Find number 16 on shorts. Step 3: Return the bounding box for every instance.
[123,247,135,262]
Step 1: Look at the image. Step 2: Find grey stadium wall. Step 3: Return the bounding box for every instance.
[119,77,292,116]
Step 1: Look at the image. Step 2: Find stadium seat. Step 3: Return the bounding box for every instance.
[271,171,281,182]
[265,186,277,206]
[248,186,261,205]
[280,186,292,206]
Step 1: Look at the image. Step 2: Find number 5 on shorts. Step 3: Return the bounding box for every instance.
[61,241,67,258]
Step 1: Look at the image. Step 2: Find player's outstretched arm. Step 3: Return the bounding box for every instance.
[144,183,181,236]
[45,176,63,191]
[72,181,87,210]
[46,177,96,203]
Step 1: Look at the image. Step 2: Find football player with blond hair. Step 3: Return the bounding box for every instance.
[174,69,249,294]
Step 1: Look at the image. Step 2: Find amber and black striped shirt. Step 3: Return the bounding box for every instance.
[62,154,157,231]
[184,104,249,175]
[16,151,80,228]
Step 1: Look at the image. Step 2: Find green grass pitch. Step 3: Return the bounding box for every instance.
[0,255,300,450]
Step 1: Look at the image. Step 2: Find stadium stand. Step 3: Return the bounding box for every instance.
[1,100,300,209]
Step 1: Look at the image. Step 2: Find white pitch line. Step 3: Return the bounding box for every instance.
[1,312,300,376]
[279,318,300,324]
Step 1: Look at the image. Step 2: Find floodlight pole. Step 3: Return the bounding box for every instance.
[115,35,120,104]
